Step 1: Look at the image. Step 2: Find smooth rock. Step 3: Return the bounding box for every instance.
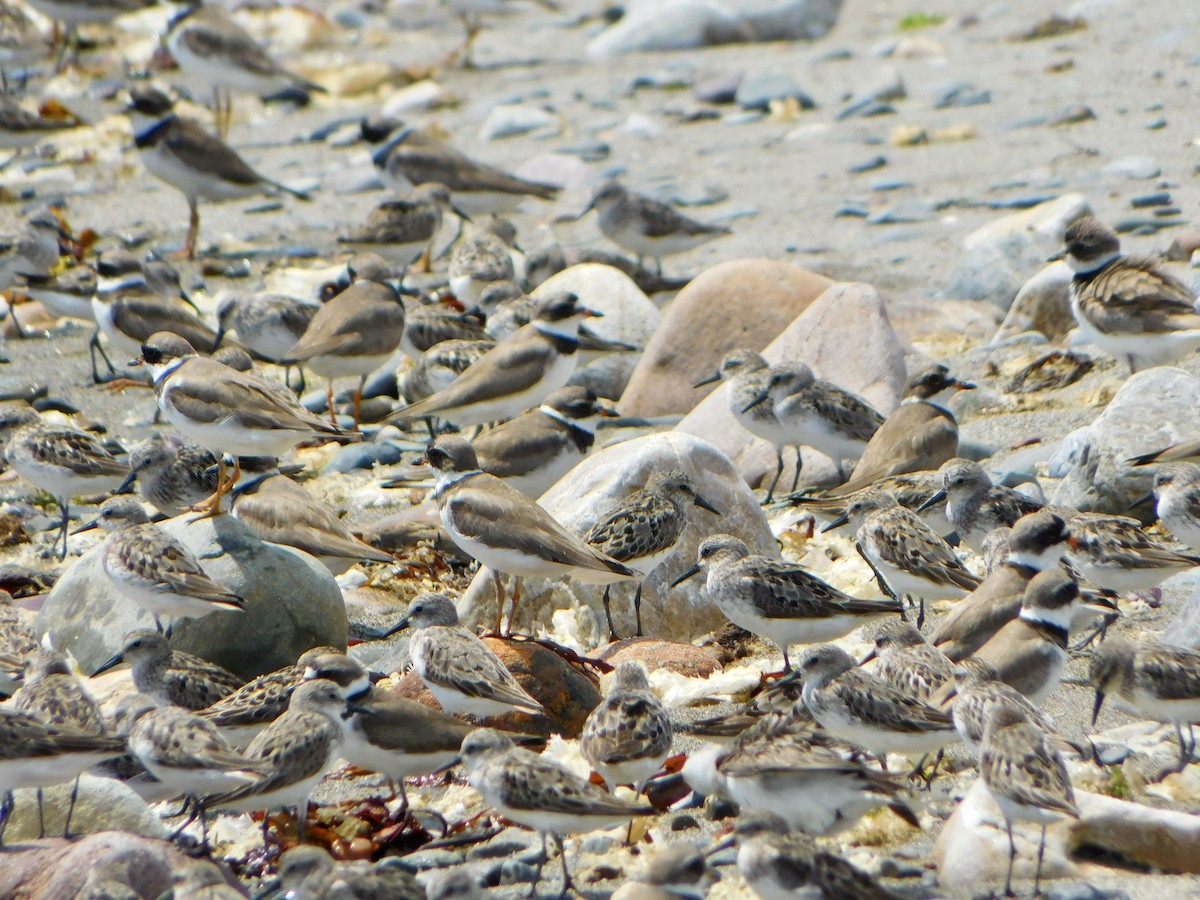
[456,433,775,642]
[676,281,906,489]
[1103,155,1161,180]
[946,231,1054,308]
[695,72,743,103]
[586,0,844,58]
[1050,368,1200,514]
[993,261,1075,342]
[37,514,347,680]
[480,105,560,141]
[0,832,216,898]
[837,65,905,118]
[381,80,444,116]
[323,441,404,473]
[619,259,834,417]
[963,193,1092,252]
[597,638,722,677]
[735,72,815,111]
[5,775,166,841]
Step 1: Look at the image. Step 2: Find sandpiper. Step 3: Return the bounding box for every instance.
[370,126,557,216]
[0,592,39,697]
[386,292,596,428]
[24,0,154,67]
[580,661,672,793]
[673,535,901,669]
[383,592,543,718]
[424,436,634,633]
[585,469,721,639]
[94,629,242,710]
[797,644,959,763]
[117,437,218,518]
[138,331,351,515]
[0,209,62,292]
[11,649,105,736]
[214,290,320,389]
[232,475,393,574]
[1149,463,1200,553]
[400,298,487,361]
[1066,510,1200,595]
[1090,636,1200,771]
[202,679,350,844]
[932,510,1072,662]
[165,4,326,137]
[789,468,951,536]
[399,338,495,406]
[979,705,1079,897]
[950,658,1063,758]
[585,180,731,273]
[837,364,974,495]
[694,349,784,496]
[458,728,654,895]
[0,405,126,559]
[0,98,79,151]
[862,620,954,702]
[744,362,884,482]
[125,86,310,260]
[726,810,905,900]
[920,458,1042,552]
[448,221,519,306]
[610,845,714,900]
[1058,216,1200,372]
[75,497,244,634]
[339,184,467,270]
[274,845,425,900]
[279,262,407,426]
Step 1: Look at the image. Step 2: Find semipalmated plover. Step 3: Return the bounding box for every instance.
[673,535,902,670]
[94,629,242,710]
[580,661,672,793]
[1059,216,1200,372]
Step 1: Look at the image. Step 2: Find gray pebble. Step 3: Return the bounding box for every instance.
[1131,192,1172,208]
[848,155,887,173]
[694,73,743,104]
[1043,884,1130,900]
[1104,156,1162,180]
[932,82,992,109]
[879,857,924,878]
[323,442,404,474]
[498,861,539,886]
[402,848,465,870]
[735,72,815,112]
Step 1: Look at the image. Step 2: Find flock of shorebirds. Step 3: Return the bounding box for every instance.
[5,2,1200,899]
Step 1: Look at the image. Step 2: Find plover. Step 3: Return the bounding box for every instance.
[232,475,393,574]
[458,728,654,895]
[844,491,981,624]
[920,458,1042,552]
[744,362,884,482]
[585,180,731,274]
[610,845,714,900]
[165,4,326,137]
[932,510,1072,661]
[727,810,905,900]
[979,705,1079,897]
[117,437,218,518]
[1058,216,1200,372]
[861,620,954,702]
[0,405,126,560]
[125,86,310,260]
[838,363,974,495]
[75,497,244,634]
[1090,636,1200,771]
[383,592,543,718]
[1066,510,1200,595]
[370,125,557,216]
[198,645,339,746]
[138,331,351,515]
[274,845,425,900]
[94,629,242,710]
[580,661,673,792]
[971,569,1102,706]
[339,184,467,271]
[386,292,596,428]
[950,658,1063,758]
[301,650,474,806]
[585,469,721,639]
[673,535,901,669]
[202,679,349,844]
[797,644,959,762]
[1149,463,1200,553]
[279,266,407,426]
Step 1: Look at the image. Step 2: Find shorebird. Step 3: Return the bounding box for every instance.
[1149,463,1200,553]
[1090,636,1200,771]
[584,180,731,273]
[370,125,558,216]
[24,0,154,68]
[861,620,954,702]
[214,291,319,390]
[0,209,63,296]
[837,364,974,495]
[950,658,1064,758]
[1065,511,1200,595]
[458,728,654,896]
[385,292,599,429]
[1057,215,1200,372]
[165,4,326,138]
[585,469,721,639]
[94,629,242,710]
[273,845,425,900]
[920,458,1042,552]
[673,535,901,669]
[444,0,562,68]
[339,184,468,271]
[0,98,80,152]
[125,86,310,260]
[0,592,39,698]
[448,220,519,306]
[610,845,715,900]
[424,436,635,633]
[118,437,218,518]
[0,405,126,559]
[17,264,95,331]
[382,592,543,718]
[138,331,352,516]
[580,661,672,793]
[75,497,244,634]
[399,338,495,407]
[400,297,488,361]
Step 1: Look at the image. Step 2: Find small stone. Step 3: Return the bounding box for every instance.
[670,814,701,831]
[993,262,1075,342]
[734,72,815,112]
[879,858,924,878]
[5,775,166,841]
[480,105,560,141]
[1131,192,1172,208]
[848,155,887,173]
[867,200,936,224]
[694,73,742,104]
[947,232,1053,308]
[1043,884,1129,900]
[889,124,928,146]
[1103,156,1162,180]
[932,82,992,109]
[580,835,617,855]
[400,848,464,870]
[323,441,404,474]
[1047,104,1097,126]
[498,861,538,885]
[1147,117,1168,130]
[597,638,722,677]
[704,794,739,821]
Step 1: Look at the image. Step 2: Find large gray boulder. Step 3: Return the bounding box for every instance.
[456,432,775,643]
[37,513,347,680]
[1049,367,1200,514]
[4,775,166,842]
